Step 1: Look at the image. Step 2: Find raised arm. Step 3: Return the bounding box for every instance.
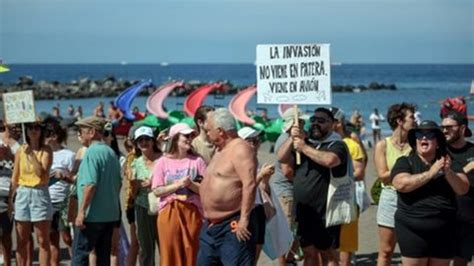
[277,136,294,164]
[393,157,443,193]
[293,137,341,168]
[444,156,469,195]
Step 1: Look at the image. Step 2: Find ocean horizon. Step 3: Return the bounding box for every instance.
[1,63,473,133]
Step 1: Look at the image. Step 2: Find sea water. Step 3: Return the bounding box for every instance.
[1,64,473,134]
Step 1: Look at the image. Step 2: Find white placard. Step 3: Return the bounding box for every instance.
[256,43,331,105]
[2,90,36,124]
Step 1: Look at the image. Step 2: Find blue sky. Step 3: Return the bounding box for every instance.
[1,0,473,64]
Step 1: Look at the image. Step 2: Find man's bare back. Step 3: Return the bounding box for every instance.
[201,138,256,222]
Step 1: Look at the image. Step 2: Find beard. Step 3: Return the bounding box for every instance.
[446,131,461,145]
[309,124,329,141]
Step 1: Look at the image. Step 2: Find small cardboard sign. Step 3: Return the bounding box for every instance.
[256,43,331,105]
[2,90,36,124]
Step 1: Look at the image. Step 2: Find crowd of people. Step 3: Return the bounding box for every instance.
[0,100,471,266]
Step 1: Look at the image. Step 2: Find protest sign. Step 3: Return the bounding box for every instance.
[2,90,36,124]
[256,43,331,105]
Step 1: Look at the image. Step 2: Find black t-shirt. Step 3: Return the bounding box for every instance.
[448,142,474,223]
[391,153,462,219]
[293,140,348,216]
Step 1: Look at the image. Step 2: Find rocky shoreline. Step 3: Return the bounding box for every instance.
[0,75,397,100]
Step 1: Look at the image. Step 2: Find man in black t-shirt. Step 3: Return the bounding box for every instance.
[278,107,348,265]
[442,111,474,265]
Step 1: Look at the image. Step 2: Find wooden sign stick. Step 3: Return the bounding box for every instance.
[294,104,301,165]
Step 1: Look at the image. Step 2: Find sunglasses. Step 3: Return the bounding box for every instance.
[441,125,459,131]
[26,125,42,131]
[415,131,436,140]
[310,117,330,124]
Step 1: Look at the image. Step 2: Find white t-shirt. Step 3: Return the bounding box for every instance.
[49,148,75,206]
[369,113,384,130]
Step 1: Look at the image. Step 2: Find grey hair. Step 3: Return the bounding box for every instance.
[210,108,237,132]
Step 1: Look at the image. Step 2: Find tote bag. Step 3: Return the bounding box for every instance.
[148,192,160,215]
[325,147,357,228]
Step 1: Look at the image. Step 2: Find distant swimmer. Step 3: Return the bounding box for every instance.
[370,108,385,146]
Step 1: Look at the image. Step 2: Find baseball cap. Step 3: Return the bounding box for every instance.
[168,123,196,139]
[443,110,472,137]
[329,107,345,122]
[75,116,107,131]
[282,107,309,132]
[238,127,261,140]
[134,126,154,140]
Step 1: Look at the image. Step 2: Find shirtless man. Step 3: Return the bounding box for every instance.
[198,108,258,265]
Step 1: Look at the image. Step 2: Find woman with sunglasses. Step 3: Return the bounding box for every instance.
[151,123,206,266]
[392,120,469,266]
[9,121,53,266]
[130,126,161,266]
[374,103,416,266]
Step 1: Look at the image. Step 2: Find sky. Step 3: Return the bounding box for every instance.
[1,0,473,64]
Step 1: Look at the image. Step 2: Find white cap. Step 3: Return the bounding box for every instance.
[238,127,261,140]
[134,126,154,140]
[282,107,309,132]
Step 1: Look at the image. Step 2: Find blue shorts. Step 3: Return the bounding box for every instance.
[197,210,257,266]
[14,186,53,222]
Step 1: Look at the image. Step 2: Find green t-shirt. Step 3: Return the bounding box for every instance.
[77,142,122,222]
[131,156,153,208]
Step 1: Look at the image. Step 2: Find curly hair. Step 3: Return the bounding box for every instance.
[386,103,416,130]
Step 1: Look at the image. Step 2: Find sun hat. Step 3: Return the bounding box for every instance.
[75,116,107,131]
[168,123,196,139]
[238,127,261,140]
[134,126,154,140]
[407,120,446,151]
[442,110,472,137]
[282,107,309,132]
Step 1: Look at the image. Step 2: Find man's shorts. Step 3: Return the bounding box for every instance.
[455,220,474,261]
[51,202,70,232]
[339,218,359,252]
[296,203,341,250]
[15,186,52,222]
[0,212,13,237]
[254,205,266,245]
[278,195,295,229]
[197,210,257,266]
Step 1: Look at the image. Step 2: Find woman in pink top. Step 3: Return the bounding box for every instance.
[151,123,206,266]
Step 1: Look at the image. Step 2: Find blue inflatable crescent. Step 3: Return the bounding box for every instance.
[114,80,153,120]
